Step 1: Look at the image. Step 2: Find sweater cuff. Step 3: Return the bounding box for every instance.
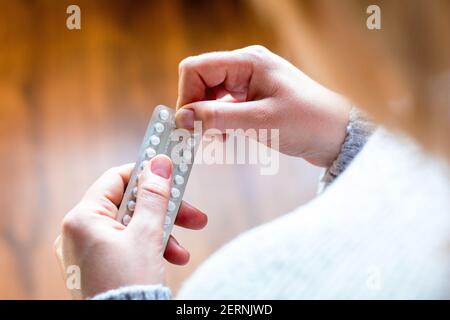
[319,108,376,190]
[90,284,172,300]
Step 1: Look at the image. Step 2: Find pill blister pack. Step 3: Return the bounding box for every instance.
[116,105,197,247]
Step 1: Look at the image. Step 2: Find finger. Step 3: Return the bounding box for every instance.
[79,163,134,220]
[128,155,172,238]
[83,163,134,207]
[175,99,272,133]
[175,201,208,230]
[164,235,190,265]
[177,50,253,108]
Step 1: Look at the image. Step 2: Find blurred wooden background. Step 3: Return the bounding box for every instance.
[0,0,320,299]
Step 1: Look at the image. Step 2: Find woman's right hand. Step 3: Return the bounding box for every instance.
[176,45,351,167]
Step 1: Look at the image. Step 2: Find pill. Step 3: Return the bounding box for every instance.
[187,137,195,148]
[174,175,184,185]
[168,200,176,212]
[183,149,192,162]
[122,214,132,226]
[179,163,188,173]
[127,200,136,212]
[150,135,160,146]
[171,187,180,199]
[145,147,156,159]
[159,109,170,121]
[154,122,164,133]
[117,106,195,248]
[163,231,168,239]
[140,160,149,171]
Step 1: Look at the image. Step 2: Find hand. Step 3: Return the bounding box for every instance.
[176,45,351,167]
[54,155,207,299]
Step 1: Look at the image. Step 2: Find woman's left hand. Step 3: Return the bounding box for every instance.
[54,155,207,299]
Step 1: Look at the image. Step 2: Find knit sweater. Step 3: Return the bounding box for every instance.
[93,110,450,300]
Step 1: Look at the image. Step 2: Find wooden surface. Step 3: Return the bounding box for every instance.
[0,0,320,299]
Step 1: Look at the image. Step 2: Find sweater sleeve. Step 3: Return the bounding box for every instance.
[319,108,376,190]
[90,284,172,300]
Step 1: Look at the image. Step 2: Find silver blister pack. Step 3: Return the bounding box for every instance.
[116,105,197,247]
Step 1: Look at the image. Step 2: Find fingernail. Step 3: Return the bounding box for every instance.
[175,108,194,129]
[150,155,172,179]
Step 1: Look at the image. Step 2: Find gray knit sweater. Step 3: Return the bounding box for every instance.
[92,109,450,300]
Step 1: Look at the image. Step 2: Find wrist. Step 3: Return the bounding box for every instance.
[304,99,352,167]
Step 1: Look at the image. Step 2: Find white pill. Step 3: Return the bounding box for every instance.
[154,122,164,133]
[168,200,176,212]
[183,149,192,162]
[145,147,156,159]
[163,231,168,239]
[132,187,138,198]
[174,175,184,185]
[179,163,188,173]
[127,200,136,212]
[165,216,172,225]
[159,109,170,121]
[171,187,180,199]
[150,135,160,146]
[122,214,132,226]
[140,160,149,170]
[187,137,195,148]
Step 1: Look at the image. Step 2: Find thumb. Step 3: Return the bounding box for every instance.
[175,100,271,133]
[127,155,172,240]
